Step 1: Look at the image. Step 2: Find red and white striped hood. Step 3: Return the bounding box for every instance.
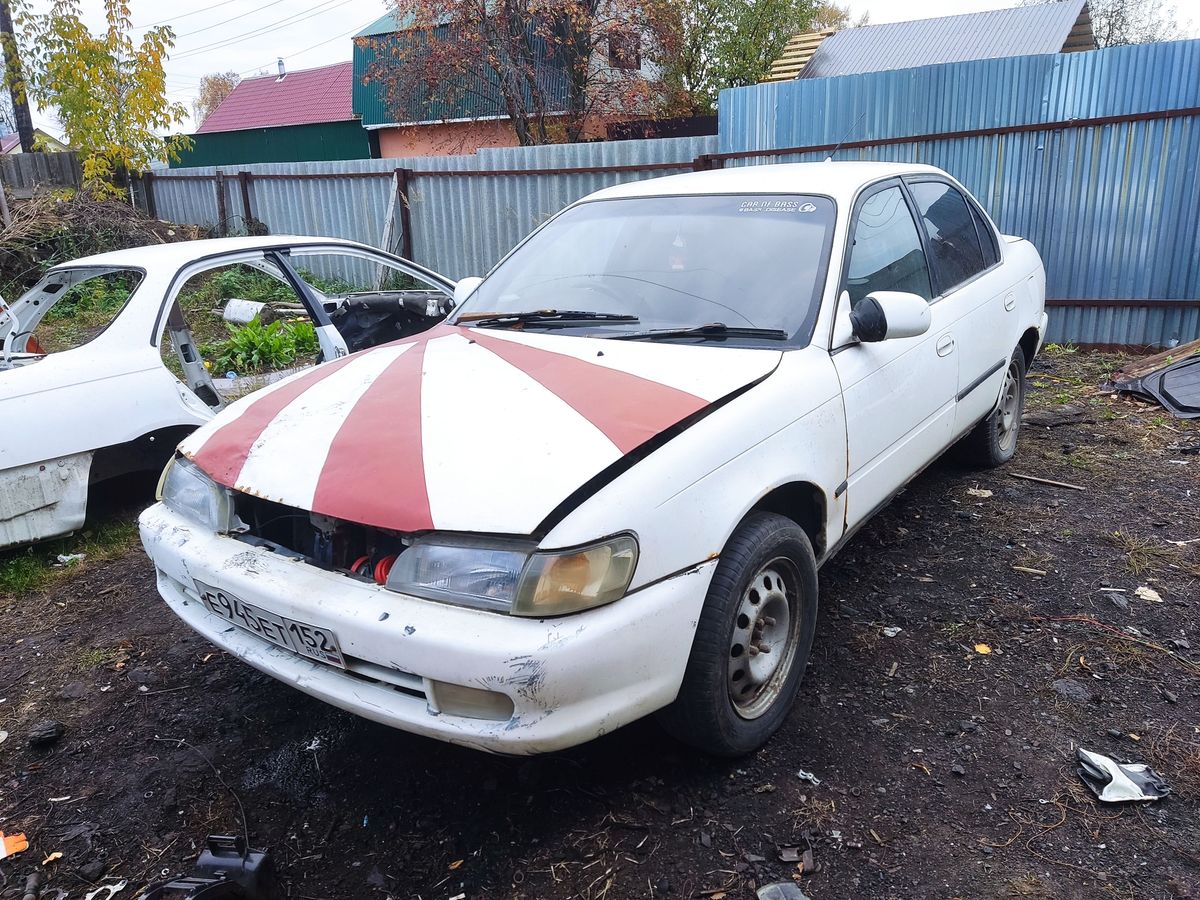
[179,325,780,535]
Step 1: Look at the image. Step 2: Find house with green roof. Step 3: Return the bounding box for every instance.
[352,10,649,157]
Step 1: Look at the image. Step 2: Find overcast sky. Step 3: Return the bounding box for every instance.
[16,0,1200,135]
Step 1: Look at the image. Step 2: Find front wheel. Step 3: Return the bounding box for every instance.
[960,350,1026,468]
[657,512,818,756]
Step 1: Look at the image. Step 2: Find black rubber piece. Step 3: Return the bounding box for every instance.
[960,349,1026,468]
[657,512,818,757]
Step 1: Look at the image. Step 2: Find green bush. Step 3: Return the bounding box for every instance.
[215,318,321,374]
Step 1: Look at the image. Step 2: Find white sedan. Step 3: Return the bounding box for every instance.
[0,236,453,549]
[140,162,1046,756]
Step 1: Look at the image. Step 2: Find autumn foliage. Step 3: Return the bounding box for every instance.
[361,0,677,145]
[13,0,190,196]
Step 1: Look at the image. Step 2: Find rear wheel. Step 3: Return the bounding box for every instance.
[961,350,1026,468]
[658,512,818,756]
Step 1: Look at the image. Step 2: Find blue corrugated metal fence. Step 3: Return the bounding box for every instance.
[717,40,1200,346]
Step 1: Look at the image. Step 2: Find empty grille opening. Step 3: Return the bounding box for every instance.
[232,492,412,580]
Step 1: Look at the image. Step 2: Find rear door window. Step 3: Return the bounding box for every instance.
[908,181,988,294]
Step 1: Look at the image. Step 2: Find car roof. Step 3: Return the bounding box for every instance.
[587,161,946,203]
[54,234,367,270]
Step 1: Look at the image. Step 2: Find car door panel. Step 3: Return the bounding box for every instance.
[832,182,957,530]
[905,178,1016,434]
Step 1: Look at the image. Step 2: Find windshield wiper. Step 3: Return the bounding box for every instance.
[612,323,789,342]
[457,309,639,328]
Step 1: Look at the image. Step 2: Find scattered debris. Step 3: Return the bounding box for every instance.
[28,719,66,747]
[1077,748,1170,802]
[1112,340,1200,419]
[1051,678,1093,703]
[1135,585,1164,603]
[1009,472,1086,491]
[0,729,7,745]
[1022,404,1096,428]
[778,846,801,862]
[83,880,126,900]
[967,487,993,498]
[1012,565,1048,576]
[757,883,810,900]
[796,769,822,786]
[42,851,63,865]
[1,831,29,860]
[881,626,902,638]
[55,553,86,565]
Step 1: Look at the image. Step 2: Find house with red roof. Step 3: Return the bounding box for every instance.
[171,61,375,168]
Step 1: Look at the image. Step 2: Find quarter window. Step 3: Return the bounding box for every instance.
[845,186,932,306]
[909,181,988,293]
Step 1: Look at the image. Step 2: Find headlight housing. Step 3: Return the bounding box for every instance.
[157,456,241,533]
[386,533,638,617]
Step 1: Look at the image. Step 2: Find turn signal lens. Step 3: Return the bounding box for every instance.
[512,535,638,617]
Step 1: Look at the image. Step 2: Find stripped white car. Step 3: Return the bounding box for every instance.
[0,236,453,549]
[140,163,1047,755]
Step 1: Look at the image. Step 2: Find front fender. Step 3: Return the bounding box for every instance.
[543,346,847,590]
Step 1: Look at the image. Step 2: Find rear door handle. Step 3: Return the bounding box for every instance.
[936,335,955,357]
[1004,292,1016,311]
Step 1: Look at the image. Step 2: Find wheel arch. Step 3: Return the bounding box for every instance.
[1018,326,1040,369]
[89,423,196,484]
[749,481,827,559]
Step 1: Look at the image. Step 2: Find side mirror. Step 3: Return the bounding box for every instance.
[849,291,930,342]
[453,276,483,307]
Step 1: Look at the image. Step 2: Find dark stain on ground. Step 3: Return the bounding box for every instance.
[1,350,1197,899]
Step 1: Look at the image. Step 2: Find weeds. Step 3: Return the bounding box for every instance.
[0,518,139,598]
[1106,530,1176,575]
[214,318,320,373]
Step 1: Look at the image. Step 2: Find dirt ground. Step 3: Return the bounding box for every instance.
[1,348,1197,900]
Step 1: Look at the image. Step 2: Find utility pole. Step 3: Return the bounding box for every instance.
[0,0,35,153]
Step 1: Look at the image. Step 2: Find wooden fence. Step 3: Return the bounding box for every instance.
[0,151,82,199]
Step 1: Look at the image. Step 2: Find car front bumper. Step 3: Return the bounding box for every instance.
[139,503,714,754]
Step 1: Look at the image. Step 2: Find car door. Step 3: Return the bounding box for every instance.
[905,178,1012,435]
[832,180,958,529]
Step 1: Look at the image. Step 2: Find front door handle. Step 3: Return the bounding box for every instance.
[936,334,955,357]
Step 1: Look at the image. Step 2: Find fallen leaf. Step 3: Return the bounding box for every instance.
[1134,585,1163,603]
[974,643,992,655]
[967,487,993,498]
[42,851,63,865]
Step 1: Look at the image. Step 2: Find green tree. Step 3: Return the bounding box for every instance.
[659,0,819,114]
[14,0,189,196]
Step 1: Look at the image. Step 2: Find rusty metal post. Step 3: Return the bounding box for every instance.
[396,167,414,261]
[143,171,157,219]
[238,170,253,226]
[214,170,228,236]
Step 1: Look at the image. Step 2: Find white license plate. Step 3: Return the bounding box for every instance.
[195,581,346,669]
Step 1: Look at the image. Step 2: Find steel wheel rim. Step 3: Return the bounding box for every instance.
[997,361,1021,452]
[727,557,803,720]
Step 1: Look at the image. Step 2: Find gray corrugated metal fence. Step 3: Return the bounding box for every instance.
[148,136,717,280]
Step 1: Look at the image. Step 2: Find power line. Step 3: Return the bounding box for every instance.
[134,0,245,30]
[172,0,291,39]
[171,0,353,59]
[236,16,372,76]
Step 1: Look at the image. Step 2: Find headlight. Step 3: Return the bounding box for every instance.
[157,456,240,533]
[386,534,638,617]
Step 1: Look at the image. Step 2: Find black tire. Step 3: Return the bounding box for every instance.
[960,350,1026,468]
[657,512,818,756]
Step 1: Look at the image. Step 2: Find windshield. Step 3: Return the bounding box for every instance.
[456,194,836,343]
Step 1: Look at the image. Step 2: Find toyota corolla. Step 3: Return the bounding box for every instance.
[139,162,1046,755]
